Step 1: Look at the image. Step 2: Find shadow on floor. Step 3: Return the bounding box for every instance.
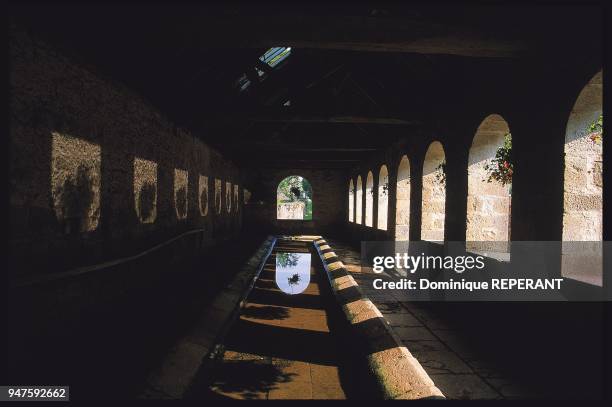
[201,360,296,400]
[241,304,291,320]
[196,240,374,400]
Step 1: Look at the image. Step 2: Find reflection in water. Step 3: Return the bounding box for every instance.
[275,252,311,295]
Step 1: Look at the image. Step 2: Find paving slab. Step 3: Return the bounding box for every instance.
[325,239,525,400]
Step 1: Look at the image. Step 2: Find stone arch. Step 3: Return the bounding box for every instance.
[377,165,389,230]
[198,174,208,217]
[365,171,374,227]
[214,178,222,214]
[355,175,363,224]
[467,114,512,256]
[395,156,410,240]
[226,181,232,213]
[348,179,354,222]
[277,175,313,220]
[562,70,603,285]
[421,142,446,242]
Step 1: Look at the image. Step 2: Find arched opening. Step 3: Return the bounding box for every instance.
[226,181,232,213]
[395,156,410,240]
[233,184,239,213]
[365,171,374,227]
[214,178,222,214]
[421,142,446,242]
[355,175,363,224]
[198,174,208,217]
[377,165,389,230]
[467,114,512,257]
[277,175,313,220]
[562,70,603,286]
[348,179,354,222]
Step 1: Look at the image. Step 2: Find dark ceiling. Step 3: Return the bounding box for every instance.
[10,2,603,169]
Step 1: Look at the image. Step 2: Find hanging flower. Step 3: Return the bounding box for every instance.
[483,133,513,186]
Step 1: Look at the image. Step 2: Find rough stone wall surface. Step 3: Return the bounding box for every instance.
[395,157,411,241]
[421,142,446,242]
[562,71,603,242]
[466,115,511,251]
[377,166,389,231]
[355,175,363,224]
[277,202,305,219]
[561,70,603,285]
[348,179,355,222]
[9,26,242,278]
[365,171,374,227]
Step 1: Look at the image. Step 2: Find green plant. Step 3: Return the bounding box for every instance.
[588,114,603,145]
[278,176,308,202]
[277,175,313,220]
[435,160,446,184]
[287,273,301,286]
[379,181,389,196]
[484,133,513,186]
[277,252,299,268]
[370,182,389,196]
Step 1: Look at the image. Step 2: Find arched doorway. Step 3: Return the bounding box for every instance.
[421,142,446,242]
[377,165,389,230]
[365,171,374,227]
[395,156,410,240]
[562,70,603,285]
[348,179,354,222]
[467,114,512,258]
[277,175,313,220]
[355,175,363,224]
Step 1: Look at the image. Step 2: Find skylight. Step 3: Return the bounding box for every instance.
[259,47,292,68]
[235,73,251,92]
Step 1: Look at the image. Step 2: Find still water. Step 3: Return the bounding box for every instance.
[275,252,311,294]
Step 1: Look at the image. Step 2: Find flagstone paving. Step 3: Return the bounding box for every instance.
[326,239,535,400]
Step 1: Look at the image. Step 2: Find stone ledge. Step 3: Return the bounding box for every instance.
[313,238,445,400]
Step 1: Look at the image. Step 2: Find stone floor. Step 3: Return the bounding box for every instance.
[327,239,534,400]
[206,240,355,399]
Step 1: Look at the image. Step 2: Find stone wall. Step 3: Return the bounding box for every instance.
[466,114,511,252]
[277,201,305,220]
[562,71,603,242]
[562,70,603,285]
[395,157,411,240]
[9,25,242,279]
[421,141,446,242]
[355,175,363,224]
[242,168,345,236]
[364,171,374,227]
[348,179,354,222]
[377,166,389,231]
